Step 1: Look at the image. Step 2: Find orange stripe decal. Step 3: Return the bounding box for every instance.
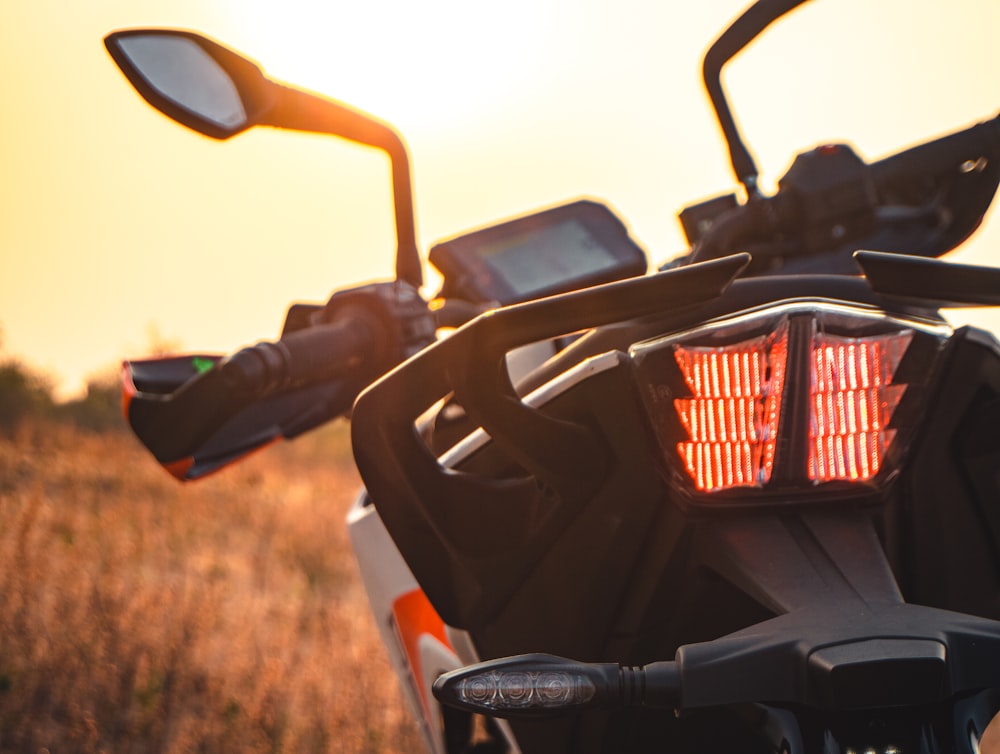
[163,457,195,480]
[392,588,452,720]
[121,362,137,420]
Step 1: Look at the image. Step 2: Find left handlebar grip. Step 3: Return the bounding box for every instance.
[221,317,374,396]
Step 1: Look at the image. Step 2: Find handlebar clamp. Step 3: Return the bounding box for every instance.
[321,280,435,371]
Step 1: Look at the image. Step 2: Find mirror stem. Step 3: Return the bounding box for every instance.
[263,85,423,288]
[703,0,811,196]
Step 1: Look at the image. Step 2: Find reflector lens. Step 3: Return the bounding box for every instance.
[673,325,789,491]
[454,670,596,711]
[808,331,912,482]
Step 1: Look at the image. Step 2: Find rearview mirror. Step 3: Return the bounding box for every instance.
[104,28,423,287]
[105,30,273,139]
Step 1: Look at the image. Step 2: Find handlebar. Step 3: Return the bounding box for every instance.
[124,316,375,471]
[222,317,374,396]
[689,113,1000,268]
[124,279,440,477]
[130,111,1000,478]
[215,293,485,396]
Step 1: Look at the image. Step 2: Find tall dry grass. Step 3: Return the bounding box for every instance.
[0,419,422,753]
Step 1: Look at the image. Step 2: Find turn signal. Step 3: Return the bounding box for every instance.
[433,655,606,717]
[432,654,681,719]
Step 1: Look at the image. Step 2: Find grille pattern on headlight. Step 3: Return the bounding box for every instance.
[630,303,947,498]
[673,326,789,491]
[808,331,911,482]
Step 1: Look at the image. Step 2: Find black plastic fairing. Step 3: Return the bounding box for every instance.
[856,251,1000,307]
[654,326,1000,714]
[889,326,1000,620]
[351,255,750,629]
[676,602,1000,710]
[352,258,1000,753]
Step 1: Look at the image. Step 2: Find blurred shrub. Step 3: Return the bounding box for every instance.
[0,356,54,435]
[0,327,123,434]
[54,368,125,434]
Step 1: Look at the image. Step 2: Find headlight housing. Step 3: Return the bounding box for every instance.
[630,303,950,501]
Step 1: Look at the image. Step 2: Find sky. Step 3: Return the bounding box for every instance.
[1,0,999,399]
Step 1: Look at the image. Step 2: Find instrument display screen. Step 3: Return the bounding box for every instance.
[430,200,648,305]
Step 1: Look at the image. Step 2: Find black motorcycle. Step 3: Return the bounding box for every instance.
[109,0,1000,751]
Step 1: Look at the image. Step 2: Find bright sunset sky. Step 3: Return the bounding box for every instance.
[1,0,998,398]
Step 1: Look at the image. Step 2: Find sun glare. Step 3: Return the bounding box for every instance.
[224,0,552,128]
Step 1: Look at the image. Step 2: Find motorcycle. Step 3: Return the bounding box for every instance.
[107,0,1000,751]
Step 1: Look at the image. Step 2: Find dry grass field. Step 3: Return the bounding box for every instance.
[0,419,422,753]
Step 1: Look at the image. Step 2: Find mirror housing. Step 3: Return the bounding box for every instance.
[105,30,271,139]
[105,29,423,288]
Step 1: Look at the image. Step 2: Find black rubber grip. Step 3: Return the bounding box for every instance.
[222,317,373,395]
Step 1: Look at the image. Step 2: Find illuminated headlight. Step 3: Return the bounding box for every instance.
[808,330,911,482]
[453,669,596,710]
[434,654,611,717]
[671,322,789,491]
[630,303,949,498]
[433,654,681,719]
